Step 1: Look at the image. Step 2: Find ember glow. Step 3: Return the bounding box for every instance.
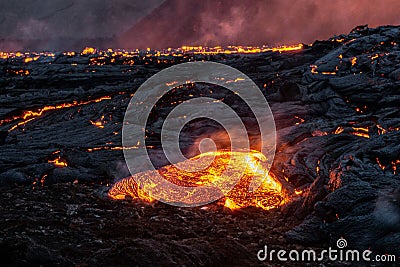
[48,151,68,168]
[376,158,400,175]
[294,116,305,125]
[179,44,305,54]
[310,65,337,75]
[109,151,287,210]
[350,126,370,139]
[89,120,104,129]
[334,126,345,135]
[7,69,30,76]
[48,157,68,168]
[89,115,108,129]
[351,57,357,66]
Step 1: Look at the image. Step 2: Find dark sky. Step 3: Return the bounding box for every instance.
[0,0,399,51]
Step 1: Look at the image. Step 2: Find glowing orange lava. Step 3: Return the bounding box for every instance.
[310,64,337,75]
[90,120,105,129]
[1,96,112,132]
[350,126,370,138]
[108,151,287,210]
[48,157,68,167]
[179,44,304,54]
[81,47,96,55]
[351,57,357,66]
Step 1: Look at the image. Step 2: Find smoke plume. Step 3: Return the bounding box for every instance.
[119,0,400,49]
[0,0,399,51]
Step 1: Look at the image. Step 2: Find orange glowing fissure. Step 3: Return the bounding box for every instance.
[48,157,68,167]
[376,158,400,174]
[1,96,112,132]
[109,150,288,210]
[0,44,305,62]
[89,120,105,129]
[332,126,371,138]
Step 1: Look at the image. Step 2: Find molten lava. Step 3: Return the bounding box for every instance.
[179,44,304,54]
[81,47,97,55]
[48,157,68,167]
[1,96,112,132]
[109,151,287,210]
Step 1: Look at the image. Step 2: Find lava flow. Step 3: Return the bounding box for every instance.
[0,96,112,132]
[109,151,287,210]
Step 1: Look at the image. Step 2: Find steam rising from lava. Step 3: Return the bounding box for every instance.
[1,0,400,50]
[118,0,400,49]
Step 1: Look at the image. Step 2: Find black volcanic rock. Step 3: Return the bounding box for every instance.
[1,25,400,265]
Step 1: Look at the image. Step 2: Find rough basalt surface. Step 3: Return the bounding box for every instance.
[0,25,399,265]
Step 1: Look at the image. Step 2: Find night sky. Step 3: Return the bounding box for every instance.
[0,0,399,51]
